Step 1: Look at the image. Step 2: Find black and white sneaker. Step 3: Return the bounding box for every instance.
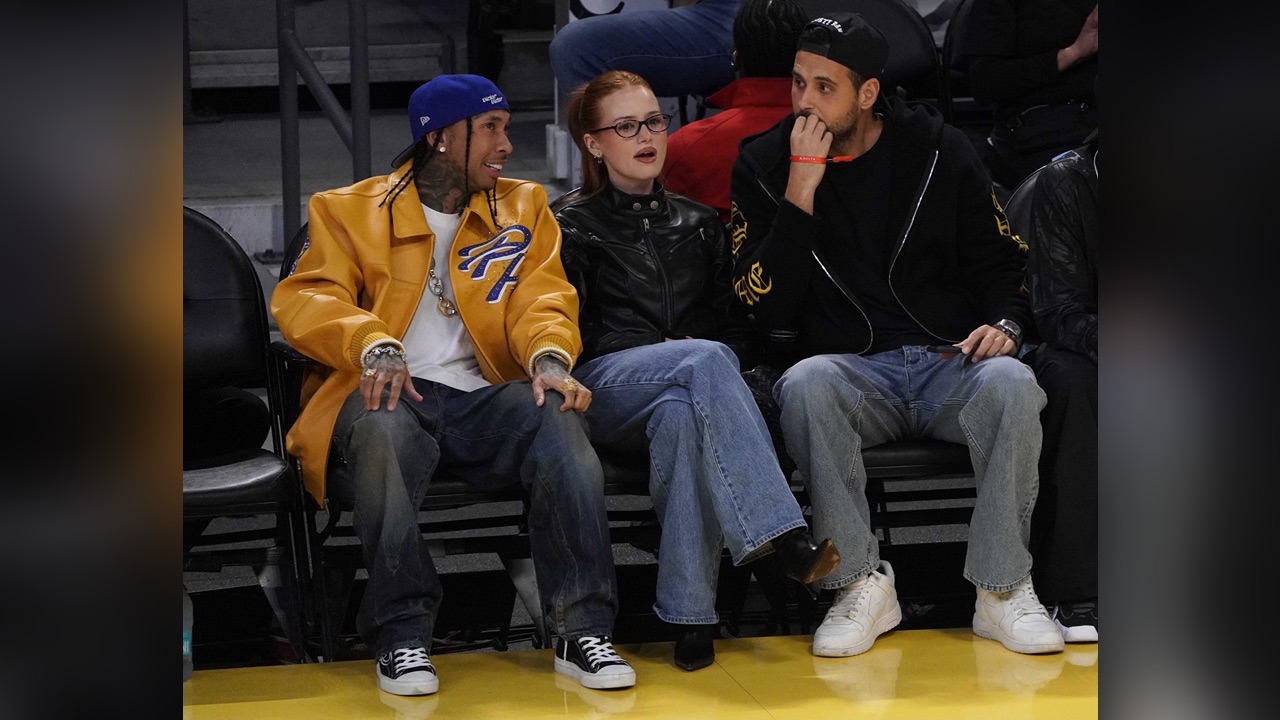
[1052,601,1098,643]
[376,646,439,696]
[554,635,636,689]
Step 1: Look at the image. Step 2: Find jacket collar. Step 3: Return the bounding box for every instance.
[600,179,667,217]
[707,77,793,111]
[387,165,500,239]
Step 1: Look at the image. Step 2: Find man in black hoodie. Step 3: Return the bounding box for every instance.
[729,12,1063,657]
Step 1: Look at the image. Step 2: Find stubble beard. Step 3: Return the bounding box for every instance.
[826,108,860,150]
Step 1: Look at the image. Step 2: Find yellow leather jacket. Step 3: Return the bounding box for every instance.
[271,171,581,502]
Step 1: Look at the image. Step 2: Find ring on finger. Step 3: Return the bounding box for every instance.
[363,368,377,378]
[560,378,579,393]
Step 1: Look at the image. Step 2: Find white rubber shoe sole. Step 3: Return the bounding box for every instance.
[378,669,439,696]
[554,657,637,690]
[973,616,1065,654]
[811,602,903,657]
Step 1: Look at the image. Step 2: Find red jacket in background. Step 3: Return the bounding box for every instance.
[661,77,793,224]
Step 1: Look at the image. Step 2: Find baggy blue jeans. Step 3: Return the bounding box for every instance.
[774,347,1047,592]
[329,379,618,655]
[549,0,744,99]
[575,339,808,624]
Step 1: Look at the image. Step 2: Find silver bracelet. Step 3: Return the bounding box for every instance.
[364,345,406,365]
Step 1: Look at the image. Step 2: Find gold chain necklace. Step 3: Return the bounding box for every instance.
[428,258,458,316]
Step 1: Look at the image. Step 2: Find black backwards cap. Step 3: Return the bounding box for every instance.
[797,12,888,81]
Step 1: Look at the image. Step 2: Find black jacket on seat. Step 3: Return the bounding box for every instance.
[553,181,750,365]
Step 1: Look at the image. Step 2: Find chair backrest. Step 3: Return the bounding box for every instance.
[940,0,978,76]
[914,0,965,50]
[798,0,946,115]
[279,221,310,282]
[1003,146,1083,242]
[183,206,270,392]
[936,0,991,134]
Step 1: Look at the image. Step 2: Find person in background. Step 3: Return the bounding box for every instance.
[552,69,841,672]
[550,0,746,103]
[1021,132,1099,644]
[662,0,809,225]
[730,12,1063,658]
[967,0,1098,189]
[271,74,635,696]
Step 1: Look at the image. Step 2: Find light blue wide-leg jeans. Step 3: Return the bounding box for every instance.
[575,339,808,624]
[774,347,1046,592]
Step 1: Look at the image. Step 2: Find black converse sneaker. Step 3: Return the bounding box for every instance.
[376,645,439,696]
[554,635,636,689]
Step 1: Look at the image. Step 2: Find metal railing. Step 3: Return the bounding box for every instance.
[275,0,373,251]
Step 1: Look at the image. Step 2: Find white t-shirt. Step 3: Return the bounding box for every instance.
[400,204,490,392]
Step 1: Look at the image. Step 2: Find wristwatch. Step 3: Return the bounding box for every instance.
[992,319,1023,348]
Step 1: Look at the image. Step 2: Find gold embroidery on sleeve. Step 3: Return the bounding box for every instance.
[729,201,747,257]
[734,261,772,305]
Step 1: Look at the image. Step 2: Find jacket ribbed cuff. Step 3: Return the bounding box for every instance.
[350,322,400,368]
[525,336,575,378]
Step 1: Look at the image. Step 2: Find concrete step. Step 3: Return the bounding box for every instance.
[186,0,469,90]
[189,43,457,89]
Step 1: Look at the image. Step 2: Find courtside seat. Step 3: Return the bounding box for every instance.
[183,206,311,663]
[275,217,978,656]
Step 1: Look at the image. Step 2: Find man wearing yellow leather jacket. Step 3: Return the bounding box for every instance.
[272,74,635,697]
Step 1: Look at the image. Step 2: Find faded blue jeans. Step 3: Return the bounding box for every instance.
[329,379,618,655]
[575,339,808,624]
[549,0,743,99]
[774,347,1046,593]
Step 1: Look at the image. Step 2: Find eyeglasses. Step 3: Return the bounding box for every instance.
[588,113,672,139]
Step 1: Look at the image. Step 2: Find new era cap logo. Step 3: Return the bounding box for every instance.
[811,17,844,32]
[482,93,504,105]
[419,115,430,126]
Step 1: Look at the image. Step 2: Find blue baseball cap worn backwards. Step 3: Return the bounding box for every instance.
[391,74,510,168]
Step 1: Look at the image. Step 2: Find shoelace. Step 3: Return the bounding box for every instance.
[578,636,625,666]
[830,578,873,619]
[1006,583,1051,619]
[392,646,435,672]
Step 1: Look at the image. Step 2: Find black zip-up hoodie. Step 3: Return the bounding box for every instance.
[729,97,1031,357]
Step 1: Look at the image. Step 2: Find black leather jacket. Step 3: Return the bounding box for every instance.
[1026,140,1098,362]
[553,181,750,365]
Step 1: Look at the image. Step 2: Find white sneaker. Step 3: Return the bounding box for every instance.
[811,560,902,657]
[972,579,1065,654]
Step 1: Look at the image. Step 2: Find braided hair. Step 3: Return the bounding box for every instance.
[732,0,808,78]
[380,119,502,228]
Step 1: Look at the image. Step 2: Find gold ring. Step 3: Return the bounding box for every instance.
[363,368,377,378]
[560,379,579,393]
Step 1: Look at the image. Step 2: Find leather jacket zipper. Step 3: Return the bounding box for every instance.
[640,217,675,333]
